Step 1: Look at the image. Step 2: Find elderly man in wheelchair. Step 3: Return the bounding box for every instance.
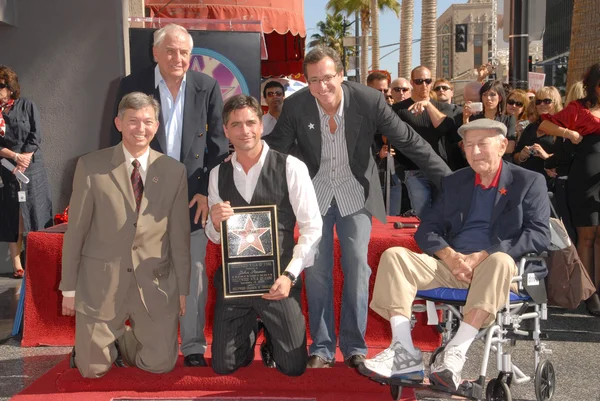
[360,119,551,399]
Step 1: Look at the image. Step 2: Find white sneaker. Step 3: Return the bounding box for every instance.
[429,346,467,391]
[360,342,424,382]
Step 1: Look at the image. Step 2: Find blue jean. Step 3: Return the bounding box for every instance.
[304,203,372,361]
[404,170,436,218]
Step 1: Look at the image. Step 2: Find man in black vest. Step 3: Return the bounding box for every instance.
[205,95,323,376]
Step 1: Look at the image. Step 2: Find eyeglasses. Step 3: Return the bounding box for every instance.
[0,83,8,90]
[506,99,524,107]
[434,85,451,92]
[392,87,410,93]
[307,74,338,86]
[535,98,553,105]
[413,78,432,86]
[266,91,283,98]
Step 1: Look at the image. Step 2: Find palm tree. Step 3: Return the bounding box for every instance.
[399,0,414,79]
[566,0,600,90]
[371,0,380,71]
[308,13,354,72]
[420,0,437,78]
[327,0,400,83]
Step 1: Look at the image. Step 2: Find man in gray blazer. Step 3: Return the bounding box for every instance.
[61,92,191,378]
[266,46,451,368]
[111,24,229,367]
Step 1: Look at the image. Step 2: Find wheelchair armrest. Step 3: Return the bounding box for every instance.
[515,253,548,304]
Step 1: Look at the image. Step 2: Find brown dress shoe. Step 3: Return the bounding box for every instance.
[344,354,366,368]
[307,355,335,368]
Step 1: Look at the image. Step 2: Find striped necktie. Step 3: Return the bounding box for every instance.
[131,159,143,213]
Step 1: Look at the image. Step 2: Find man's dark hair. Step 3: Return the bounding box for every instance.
[581,62,600,109]
[303,46,343,77]
[263,81,285,99]
[367,71,389,85]
[222,94,262,126]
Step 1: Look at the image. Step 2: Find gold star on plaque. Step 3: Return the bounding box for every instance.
[230,216,270,254]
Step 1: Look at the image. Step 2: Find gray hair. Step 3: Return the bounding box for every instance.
[153,24,193,48]
[391,77,412,90]
[117,92,160,121]
[303,46,343,77]
[222,94,262,126]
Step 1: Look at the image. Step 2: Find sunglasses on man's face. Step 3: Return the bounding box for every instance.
[266,91,283,98]
[392,87,410,93]
[506,99,524,107]
[413,78,432,86]
[0,83,8,90]
[434,85,451,92]
[535,98,553,105]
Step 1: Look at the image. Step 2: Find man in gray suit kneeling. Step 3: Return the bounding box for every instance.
[60,92,191,378]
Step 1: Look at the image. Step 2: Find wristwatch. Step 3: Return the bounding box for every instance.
[281,271,298,285]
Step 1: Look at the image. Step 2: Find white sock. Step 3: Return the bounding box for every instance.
[445,322,479,356]
[390,315,417,354]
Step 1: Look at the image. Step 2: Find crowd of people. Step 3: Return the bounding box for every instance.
[1,23,599,391]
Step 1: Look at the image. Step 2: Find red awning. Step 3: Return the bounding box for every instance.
[146,0,306,37]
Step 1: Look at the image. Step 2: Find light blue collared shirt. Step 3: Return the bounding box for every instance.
[154,65,186,161]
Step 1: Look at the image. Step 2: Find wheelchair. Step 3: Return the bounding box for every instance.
[361,254,556,401]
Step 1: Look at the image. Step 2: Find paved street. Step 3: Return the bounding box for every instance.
[1,275,599,401]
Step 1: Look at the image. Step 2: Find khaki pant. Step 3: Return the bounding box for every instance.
[74,279,179,378]
[370,248,517,328]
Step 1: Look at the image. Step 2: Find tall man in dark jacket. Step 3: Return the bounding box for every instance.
[111,24,229,367]
[265,46,451,369]
[362,119,550,391]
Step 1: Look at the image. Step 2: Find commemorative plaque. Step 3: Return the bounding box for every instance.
[221,205,281,298]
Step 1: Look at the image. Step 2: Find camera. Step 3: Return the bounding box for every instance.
[530,149,537,156]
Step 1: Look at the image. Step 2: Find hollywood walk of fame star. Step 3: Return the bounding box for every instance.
[308,123,315,130]
[230,216,270,254]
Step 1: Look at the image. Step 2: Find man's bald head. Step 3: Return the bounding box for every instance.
[463,81,483,103]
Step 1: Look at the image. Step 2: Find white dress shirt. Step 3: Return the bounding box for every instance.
[62,145,151,297]
[205,141,322,278]
[262,112,277,137]
[155,65,186,161]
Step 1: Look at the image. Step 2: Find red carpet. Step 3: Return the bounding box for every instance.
[11,349,417,401]
[22,217,440,351]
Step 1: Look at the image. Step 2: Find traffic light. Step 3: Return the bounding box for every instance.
[455,24,468,53]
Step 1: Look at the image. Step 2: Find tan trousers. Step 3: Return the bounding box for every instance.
[74,279,179,378]
[370,247,517,328]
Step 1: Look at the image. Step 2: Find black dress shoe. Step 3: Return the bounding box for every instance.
[113,339,128,367]
[307,355,335,368]
[344,354,366,368]
[260,326,276,368]
[183,353,208,367]
[69,347,77,369]
[586,293,600,316]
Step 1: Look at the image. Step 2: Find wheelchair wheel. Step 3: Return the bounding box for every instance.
[534,359,556,401]
[486,378,512,401]
[390,384,402,400]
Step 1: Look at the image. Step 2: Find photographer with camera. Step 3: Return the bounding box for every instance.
[514,87,563,190]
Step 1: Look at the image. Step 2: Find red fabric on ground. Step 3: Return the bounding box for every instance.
[22,217,440,351]
[12,350,417,401]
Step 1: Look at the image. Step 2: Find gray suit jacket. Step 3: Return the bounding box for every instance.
[59,144,191,321]
[266,81,452,223]
[111,67,229,232]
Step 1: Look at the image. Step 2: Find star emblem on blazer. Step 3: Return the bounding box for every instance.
[499,187,507,196]
[308,123,315,130]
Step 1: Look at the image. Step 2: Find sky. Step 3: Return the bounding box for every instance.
[304,0,468,77]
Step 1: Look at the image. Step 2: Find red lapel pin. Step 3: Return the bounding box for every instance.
[152,176,159,183]
[499,187,507,196]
